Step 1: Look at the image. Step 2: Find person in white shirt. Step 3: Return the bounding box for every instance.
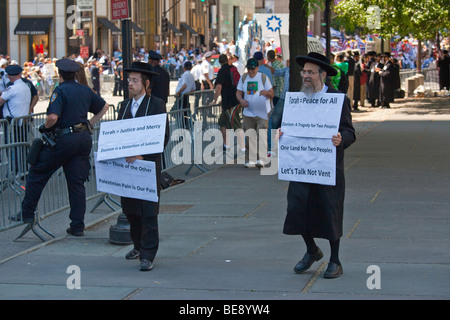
[214,37,229,54]
[250,37,261,57]
[228,40,237,56]
[199,51,215,105]
[231,53,245,76]
[236,58,274,168]
[190,60,202,109]
[175,61,196,96]
[0,65,31,126]
[175,61,196,128]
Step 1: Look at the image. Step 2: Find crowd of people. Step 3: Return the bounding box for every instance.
[328,50,402,110]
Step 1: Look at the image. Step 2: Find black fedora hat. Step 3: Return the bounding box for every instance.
[124,61,159,77]
[296,52,337,76]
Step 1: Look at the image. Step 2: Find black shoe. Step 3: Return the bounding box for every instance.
[12,211,36,224]
[66,228,84,237]
[323,262,343,278]
[125,248,140,260]
[9,212,23,222]
[22,215,36,224]
[139,259,154,271]
[294,247,324,273]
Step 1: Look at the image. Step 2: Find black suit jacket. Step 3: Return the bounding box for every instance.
[117,94,170,216]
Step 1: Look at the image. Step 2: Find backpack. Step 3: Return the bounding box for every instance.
[336,66,348,93]
[230,65,240,87]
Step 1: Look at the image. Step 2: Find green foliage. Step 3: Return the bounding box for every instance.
[334,0,450,40]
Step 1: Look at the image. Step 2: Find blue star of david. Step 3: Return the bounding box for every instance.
[266,15,282,32]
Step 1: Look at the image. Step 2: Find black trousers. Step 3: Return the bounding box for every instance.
[21,131,92,232]
[125,213,159,261]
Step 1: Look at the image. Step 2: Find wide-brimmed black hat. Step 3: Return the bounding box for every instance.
[295,52,337,76]
[124,61,159,77]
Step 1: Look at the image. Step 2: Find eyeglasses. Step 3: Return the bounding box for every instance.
[127,78,140,83]
[300,70,320,77]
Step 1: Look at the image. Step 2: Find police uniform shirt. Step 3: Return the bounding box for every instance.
[1,78,31,118]
[47,80,106,129]
[0,68,8,92]
[199,59,214,82]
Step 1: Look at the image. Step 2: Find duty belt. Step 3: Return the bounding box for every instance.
[57,123,90,136]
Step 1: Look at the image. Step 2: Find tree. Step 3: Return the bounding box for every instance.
[334,0,450,42]
[335,0,450,69]
[289,0,325,91]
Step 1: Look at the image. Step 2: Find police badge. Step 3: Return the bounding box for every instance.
[50,93,57,103]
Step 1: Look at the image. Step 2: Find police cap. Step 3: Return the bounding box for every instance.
[5,65,23,76]
[55,59,80,73]
[148,50,163,60]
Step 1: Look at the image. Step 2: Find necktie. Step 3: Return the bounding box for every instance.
[131,101,139,117]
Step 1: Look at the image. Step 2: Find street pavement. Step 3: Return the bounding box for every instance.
[0,96,449,306]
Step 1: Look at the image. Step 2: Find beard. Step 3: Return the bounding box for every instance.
[301,83,315,97]
[301,77,323,97]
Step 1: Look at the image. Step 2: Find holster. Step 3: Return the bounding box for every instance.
[27,138,44,165]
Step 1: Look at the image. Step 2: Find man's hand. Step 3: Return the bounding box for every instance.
[38,124,50,133]
[332,132,342,146]
[125,155,144,164]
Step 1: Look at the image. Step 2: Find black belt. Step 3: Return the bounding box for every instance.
[57,123,89,136]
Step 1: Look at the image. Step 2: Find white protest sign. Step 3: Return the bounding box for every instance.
[97,114,166,161]
[278,135,336,186]
[95,154,158,202]
[281,92,344,139]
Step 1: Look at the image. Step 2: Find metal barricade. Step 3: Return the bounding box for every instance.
[399,68,440,91]
[0,88,225,232]
[420,68,440,91]
[0,106,117,231]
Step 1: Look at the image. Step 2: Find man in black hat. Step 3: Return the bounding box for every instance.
[377,52,395,108]
[281,52,356,278]
[20,58,109,235]
[118,61,170,271]
[147,50,170,103]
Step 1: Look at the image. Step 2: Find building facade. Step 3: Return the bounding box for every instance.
[0,0,257,64]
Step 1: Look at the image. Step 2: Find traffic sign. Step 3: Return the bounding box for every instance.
[111,0,130,20]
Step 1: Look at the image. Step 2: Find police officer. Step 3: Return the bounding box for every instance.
[0,65,31,142]
[20,59,109,236]
[147,50,170,103]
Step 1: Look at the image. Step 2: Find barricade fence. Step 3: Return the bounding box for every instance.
[399,68,440,92]
[0,89,227,231]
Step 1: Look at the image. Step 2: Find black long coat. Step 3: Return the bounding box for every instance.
[353,62,362,101]
[367,60,383,101]
[283,87,356,241]
[117,94,170,217]
[379,60,395,103]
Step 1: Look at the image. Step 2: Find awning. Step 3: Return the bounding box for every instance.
[180,23,198,37]
[167,22,183,36]
[14,17,52,35]
[131,22,145,35]
[98,18,121,35]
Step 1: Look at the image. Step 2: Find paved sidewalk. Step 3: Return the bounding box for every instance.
[1,97,449,304]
